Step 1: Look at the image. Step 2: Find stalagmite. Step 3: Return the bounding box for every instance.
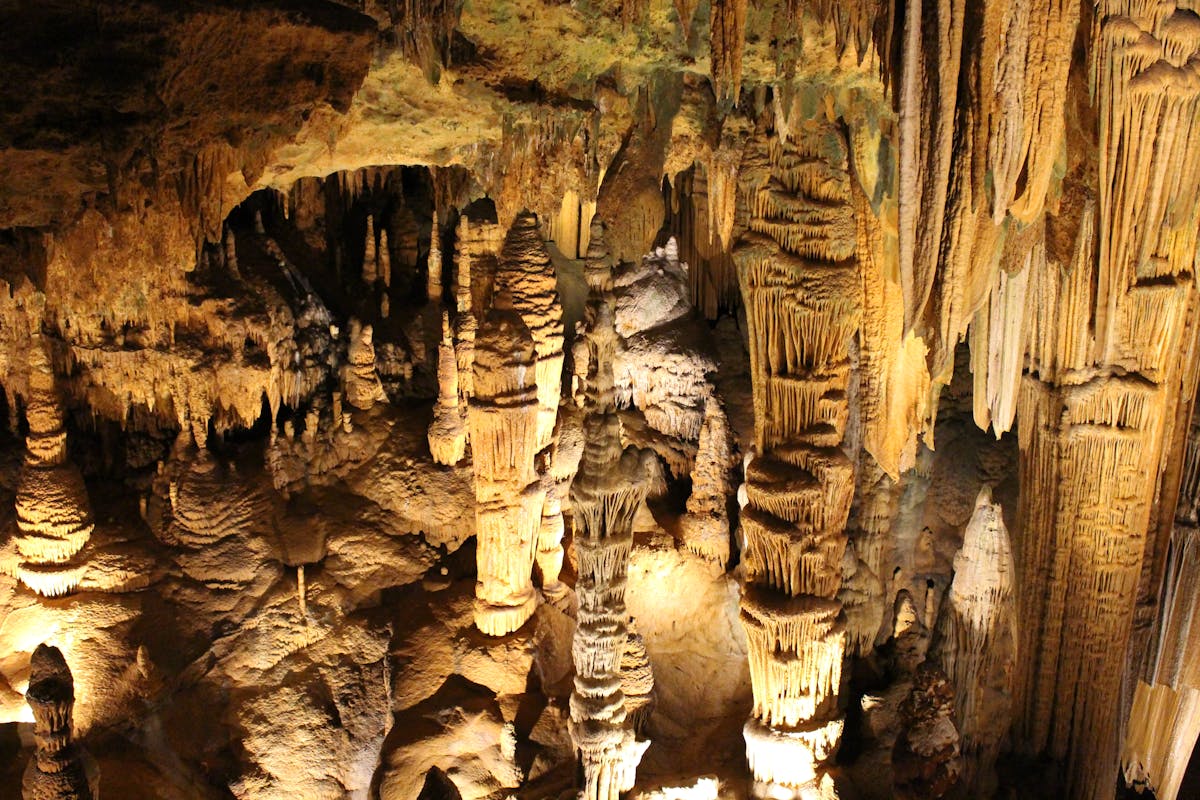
[680,395,734,565]
[428,311,467,466]
[496,211,565,452]
[342,319,388,411]
[568,411,652,800]
[469,291,544,636]
[931,487,1015,795]
[22,645,98,800]
[568,214,652,800]
[734,120,861,798]
[620,628,656,736]
[13,337,95,597]
[891,664,961,800]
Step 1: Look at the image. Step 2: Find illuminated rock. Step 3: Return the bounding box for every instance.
[13,338,94,598]
[680,395,734,565]
[428,311,468,466]
[469,292,543,636]
[22,644,99,800]
[342,319,388,411]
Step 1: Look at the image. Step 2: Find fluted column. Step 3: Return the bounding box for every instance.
[733,121,861,799]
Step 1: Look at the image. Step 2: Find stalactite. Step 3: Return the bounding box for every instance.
[428,209,443,303]
[734,120,860,798]
[469,291,543,636]
[363,214,377,284]
[13,337,94,598]
[22,645,98,800]
[710,0,748,106]
[930,487,1015,795]
[428,311,467,466]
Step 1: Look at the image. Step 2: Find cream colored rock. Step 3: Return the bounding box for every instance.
[342,319,388,411]
[428,311,468,466]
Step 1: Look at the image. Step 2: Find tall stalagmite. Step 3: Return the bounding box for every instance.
[680,394,735,565]
[428,311,468,466]
[734,120,861,797]
[469,291,544,636]
[22,644,98,800]
[568,218,652,800]
[13,337,95,598]
[931,487,1016,795]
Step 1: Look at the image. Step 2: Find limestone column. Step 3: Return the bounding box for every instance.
[733,121,861,798]
[469,292,544,636]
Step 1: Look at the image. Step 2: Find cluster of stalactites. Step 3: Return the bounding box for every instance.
[469,297,543,636]
[1122,384,1200,800]
[22,644,97,800]
[13,339,95,598]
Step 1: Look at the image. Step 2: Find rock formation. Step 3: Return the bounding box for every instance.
[5,3,1200,799]
[734,119,860,798]
[22,644,99,800]
[680,394,734,565]
[567,217,653,800]
[342,319,388,411]
[469,291,544,636]
[12,337,95,597]
[892,664,961,800]
[931,487,1016,795]
[428,311,468,466]
[495,211,565,453]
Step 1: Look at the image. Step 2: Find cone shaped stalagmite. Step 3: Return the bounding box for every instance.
[567,219,653,800]
[734,120,861,798]
[931,487,1015,795]
[22,645,98,800]
[681,394,735,565]
[428,311,467,466]
[14,337,94,598]
[469,291,543,636]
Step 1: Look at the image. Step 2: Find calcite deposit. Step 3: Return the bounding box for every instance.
[3,2,1200,799]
